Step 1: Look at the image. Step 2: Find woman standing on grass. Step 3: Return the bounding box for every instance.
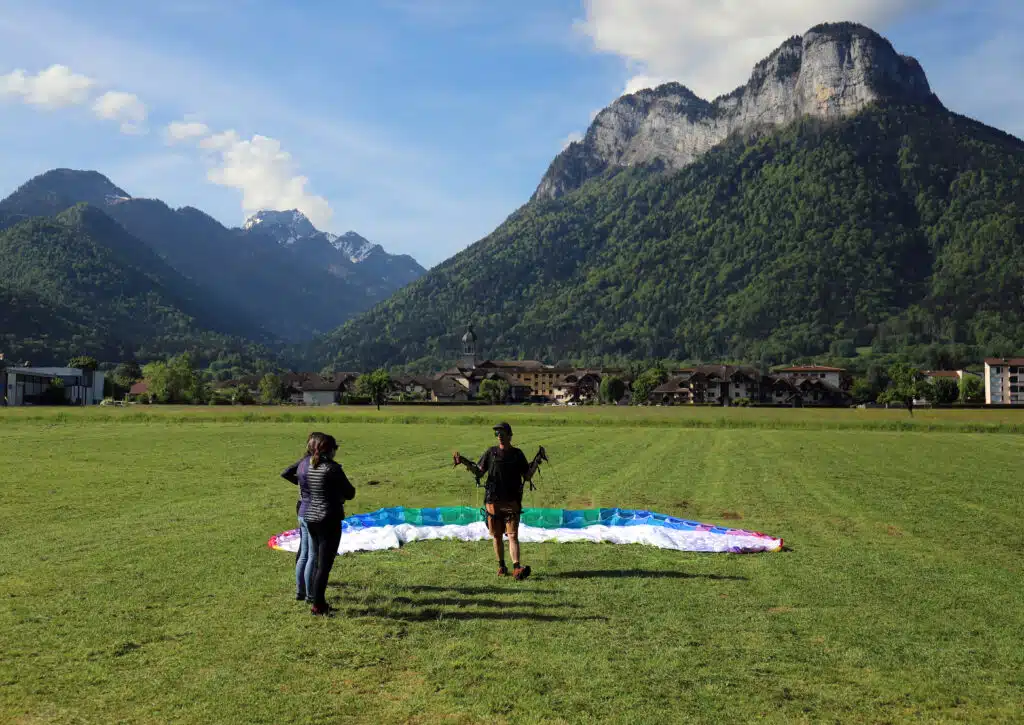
[282,432,320,605]
[281,432,355,616]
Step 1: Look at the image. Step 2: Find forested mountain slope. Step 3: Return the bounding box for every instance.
[313,103,1024,370]
[0,205,271,364]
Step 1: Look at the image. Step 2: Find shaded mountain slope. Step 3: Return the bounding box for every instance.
[0,205,271,364]
[0,171,425,342]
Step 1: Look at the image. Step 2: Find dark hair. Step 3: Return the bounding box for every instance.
[307,432,338,468]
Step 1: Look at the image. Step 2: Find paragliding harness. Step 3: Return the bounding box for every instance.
[454,446,548,525]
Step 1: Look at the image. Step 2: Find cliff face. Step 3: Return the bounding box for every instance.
[534,22,939,200]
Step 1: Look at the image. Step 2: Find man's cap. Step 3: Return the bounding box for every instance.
[492,422,512,435]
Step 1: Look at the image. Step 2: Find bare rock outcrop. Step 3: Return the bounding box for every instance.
[534,22,939,201]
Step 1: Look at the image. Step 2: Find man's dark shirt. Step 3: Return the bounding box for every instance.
[478,446,530,504]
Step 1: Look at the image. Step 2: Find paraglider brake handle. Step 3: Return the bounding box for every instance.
[453,453,484,486]
[526,446,548,491]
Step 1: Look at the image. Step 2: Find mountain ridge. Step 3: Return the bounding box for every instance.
[0,203,271,364]
[535,22,940,201]
[311,27,1024,371]
[0,170,427,341]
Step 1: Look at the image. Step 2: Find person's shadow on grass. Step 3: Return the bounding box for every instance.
[391,596,581,609]
[347,605,607,623]
[550,569,747,581]
[402,585,559,596]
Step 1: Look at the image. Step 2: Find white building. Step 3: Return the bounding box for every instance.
[302,390,338,406]
[4,367,105,406]
[984,358,1024,406]
[772,365,846,389]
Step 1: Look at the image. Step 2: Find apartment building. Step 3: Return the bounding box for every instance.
[772,365,847,389]
[4,366,105,406]
[984,358,1024,405]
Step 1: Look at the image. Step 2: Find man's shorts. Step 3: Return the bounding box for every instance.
[485,501,522,537]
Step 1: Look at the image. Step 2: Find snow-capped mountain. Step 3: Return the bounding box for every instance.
[243,209,328,246]
[0,170,427,343]
[333,231,381,264]
[241,209,426,294]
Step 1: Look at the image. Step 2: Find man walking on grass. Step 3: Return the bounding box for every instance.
[454,422,542,580]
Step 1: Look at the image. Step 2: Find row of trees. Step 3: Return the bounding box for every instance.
[56,353,986,413]
[131,362,398,408]
[870,363,984,415]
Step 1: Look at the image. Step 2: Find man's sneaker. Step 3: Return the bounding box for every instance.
[497,564,509,577]
[310,603,332,616]
[513,565,531,581]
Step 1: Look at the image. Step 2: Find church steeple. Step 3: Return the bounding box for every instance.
[460,325,479,369]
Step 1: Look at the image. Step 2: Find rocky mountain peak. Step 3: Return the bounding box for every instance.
[237,211,423,285]
[332,231,382,263]
[534,22,938,201]
[242,209,322,243]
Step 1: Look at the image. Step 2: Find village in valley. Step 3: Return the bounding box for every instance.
[7,325,1015,409]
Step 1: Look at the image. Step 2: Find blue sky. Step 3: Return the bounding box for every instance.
[1,0,1021,267]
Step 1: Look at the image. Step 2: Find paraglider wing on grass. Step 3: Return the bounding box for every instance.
[268,506,783,555]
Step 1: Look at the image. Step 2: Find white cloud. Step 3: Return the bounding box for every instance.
[622,73,671,95]
[561,130,584,149]
[578,0,936,100]
[1,64,146,134]
[166,120,211,141]
[0,4,534,263]
[194,129,333,228]
[0,64,95,108]
[92,90,148,134]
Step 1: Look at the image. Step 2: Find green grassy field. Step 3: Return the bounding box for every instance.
[5,403,1024,432]
[1,407,1022,723]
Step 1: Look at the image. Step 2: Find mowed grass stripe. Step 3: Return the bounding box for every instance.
[5,403,1024,434]
[1,416,1023,723]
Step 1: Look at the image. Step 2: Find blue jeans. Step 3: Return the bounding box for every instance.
[295,516,316,600]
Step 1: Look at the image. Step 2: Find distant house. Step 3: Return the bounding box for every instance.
[391,375,434,399]
[476,360,568,400]
[640,365,851,407]
[215,372,358,405]
[128,380,149,399]
[433,368,477,398]
[651,376,693,405]
[921,369,978,383]
[294,372,358,406]
[789,377,850,407]
[479,370,533,402]
[4,366,105,406]
[984,358,1024,405]
[553,371,603,404]
[431,376,470,402]
[772,365,847,389]
[686,365,762,405]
